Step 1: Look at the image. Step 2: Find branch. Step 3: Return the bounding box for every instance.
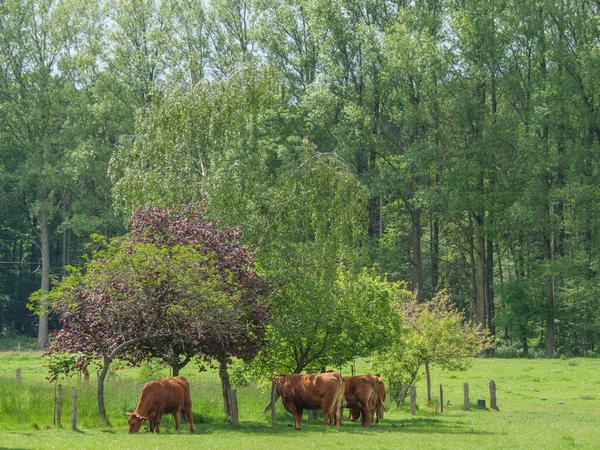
[108,333,172,361]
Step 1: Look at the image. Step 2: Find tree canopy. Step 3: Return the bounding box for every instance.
[2,0,600,363]
[43,203,272,422]
[372,293,493,403]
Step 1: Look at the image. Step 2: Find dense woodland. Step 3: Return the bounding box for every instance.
[1,0,600,358]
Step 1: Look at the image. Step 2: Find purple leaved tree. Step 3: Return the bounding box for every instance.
[46,203,273,423]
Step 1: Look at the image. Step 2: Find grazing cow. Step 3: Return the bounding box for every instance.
[127,375,195,434]
[372,375,386,422]
[343,376,377,427]
[273,372,344,430]
[348,375,386,425]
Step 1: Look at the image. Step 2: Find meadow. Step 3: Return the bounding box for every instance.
[0,350,599,449]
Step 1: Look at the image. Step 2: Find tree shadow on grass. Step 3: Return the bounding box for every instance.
[190,416,495,438]
[375,417,492,436]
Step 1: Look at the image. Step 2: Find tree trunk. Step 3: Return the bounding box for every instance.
[425,363,431,403]
[431,215,439,296]
[62,226,71,278]
[170,355,191,377]
[486,237,495,337]
[368,196,381,239]
[544,233,555,357]
[520,325,529,356]
[468,227,477,323]
[97,357,112,424]
[472,213,486,329]
[410,207,424,303]
[38,187,50,349]
[218,356,232,416]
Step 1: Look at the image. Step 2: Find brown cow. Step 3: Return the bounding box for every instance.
[372,375,386,422]
[127,376,195,434]
[343,376,377,427]
[273,372,344,430]
[348,375,386,425]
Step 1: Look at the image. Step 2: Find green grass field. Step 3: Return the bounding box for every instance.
[0,352,598,449]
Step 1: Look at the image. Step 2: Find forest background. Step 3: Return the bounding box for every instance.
[1,0,599,359]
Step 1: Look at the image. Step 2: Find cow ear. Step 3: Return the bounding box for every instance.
[128,412,148,421]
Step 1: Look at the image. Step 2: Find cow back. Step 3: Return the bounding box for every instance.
[275,372,343,410]
[343,376,376,409]
[135,376,191,417]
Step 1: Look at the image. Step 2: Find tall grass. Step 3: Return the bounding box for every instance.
[0,352,599,449]
[0,335,38,352]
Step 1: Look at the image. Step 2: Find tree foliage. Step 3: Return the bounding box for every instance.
[3,0,600,364]
[372,293,493,399]
[44,203,272,422]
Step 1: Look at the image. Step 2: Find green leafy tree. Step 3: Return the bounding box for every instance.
[494,279,545,356]
[207,0,259,76]
[0,0,103,347]
[372,293,493,405]
[249,149,386,375]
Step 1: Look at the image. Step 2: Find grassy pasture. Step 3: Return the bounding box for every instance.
[0,352,599,449]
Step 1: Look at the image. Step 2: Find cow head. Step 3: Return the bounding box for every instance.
[126,412,148,434]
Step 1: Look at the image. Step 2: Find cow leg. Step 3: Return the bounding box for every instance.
[376,403,383,423]
[173,410,181,432]
[281,400,302,430]
[335,403,343,428]
[360,406,373,427]
[321,409,329,428]
[154,413,162,434]
[294,407,303,430]
[183,403,195,434]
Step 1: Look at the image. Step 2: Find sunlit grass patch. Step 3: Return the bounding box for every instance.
[0,352,599,449]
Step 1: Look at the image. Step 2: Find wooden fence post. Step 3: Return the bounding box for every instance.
[16,368,21,382]
[463,382,470,410]
[270,381,277,425]
[409,385,416,415]
[439,384,444,413]
[56,384,62,427]
[71,387,77,430]
[397,382,408,407]
[489,379,499,411]
[228,389,239,425]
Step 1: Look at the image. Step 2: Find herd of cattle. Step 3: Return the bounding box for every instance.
[126,372,386,434]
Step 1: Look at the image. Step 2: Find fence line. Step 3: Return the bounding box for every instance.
[8,369,502,427]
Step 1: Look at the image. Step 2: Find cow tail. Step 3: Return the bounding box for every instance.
[334,372,344,406]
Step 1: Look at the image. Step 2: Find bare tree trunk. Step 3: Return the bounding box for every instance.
[544,233,555,357]
[468,217,477,322]
[170,355,191,377]
[431,214,439,296]
[97,357,112,424]
[472,213,486,329]
[425,363,431,403]
[38,187,50,349]
[218,356,232,416]
[411,207,424,303]
[486,237,495,337]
